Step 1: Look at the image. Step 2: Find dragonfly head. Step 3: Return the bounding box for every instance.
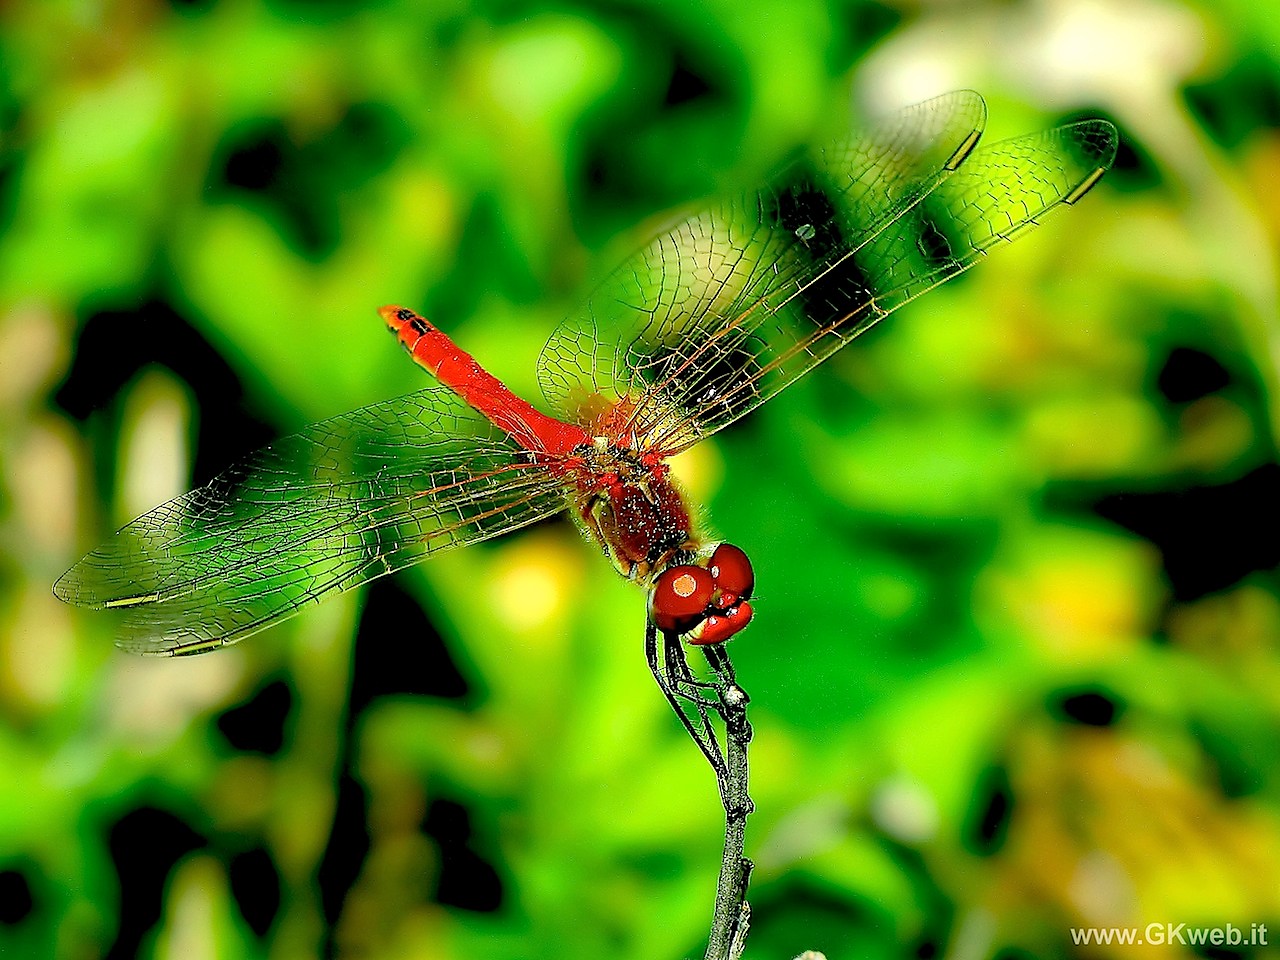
[647,542,755,645]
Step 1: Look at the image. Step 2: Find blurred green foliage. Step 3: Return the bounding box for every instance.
[2,0,1280,959]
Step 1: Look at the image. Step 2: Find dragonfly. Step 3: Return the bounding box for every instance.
[55,91,1117,657]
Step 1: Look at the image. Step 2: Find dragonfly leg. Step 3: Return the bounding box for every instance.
[645,620,726,776]
[643,619,755,960]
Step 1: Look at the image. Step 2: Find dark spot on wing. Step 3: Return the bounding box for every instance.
[915,213,956,268]
[759,168,878,333]
[633,336,766,431]
[912,192,964,275]
[767,163,846,257]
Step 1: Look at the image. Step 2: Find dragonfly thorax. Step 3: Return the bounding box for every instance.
[567,439,698,582]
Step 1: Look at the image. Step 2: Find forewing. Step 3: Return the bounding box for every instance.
[537,91,1117,453]
[55,387,567,656]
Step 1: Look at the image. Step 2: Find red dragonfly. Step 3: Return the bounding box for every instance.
[55,91,1117,657]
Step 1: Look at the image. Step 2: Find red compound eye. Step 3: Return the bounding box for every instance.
[649,565,715,634]
[709,543,754,606]
[688,601,754,645]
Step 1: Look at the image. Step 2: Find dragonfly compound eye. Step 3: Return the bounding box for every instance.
[709,543,754,606]
[688,601,754,645]
[649,565,715,634]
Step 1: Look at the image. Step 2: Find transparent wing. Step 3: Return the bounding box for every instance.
[55,387,568,656]
[537,91,1118,452]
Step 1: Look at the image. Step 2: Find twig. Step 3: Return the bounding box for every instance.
[644,620,755,960]
[702,642,754,959]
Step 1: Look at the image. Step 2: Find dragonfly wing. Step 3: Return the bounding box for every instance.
[537,91,1117,452]
[56,387,567,656]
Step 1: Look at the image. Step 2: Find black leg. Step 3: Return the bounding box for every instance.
[643,618,755,960]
